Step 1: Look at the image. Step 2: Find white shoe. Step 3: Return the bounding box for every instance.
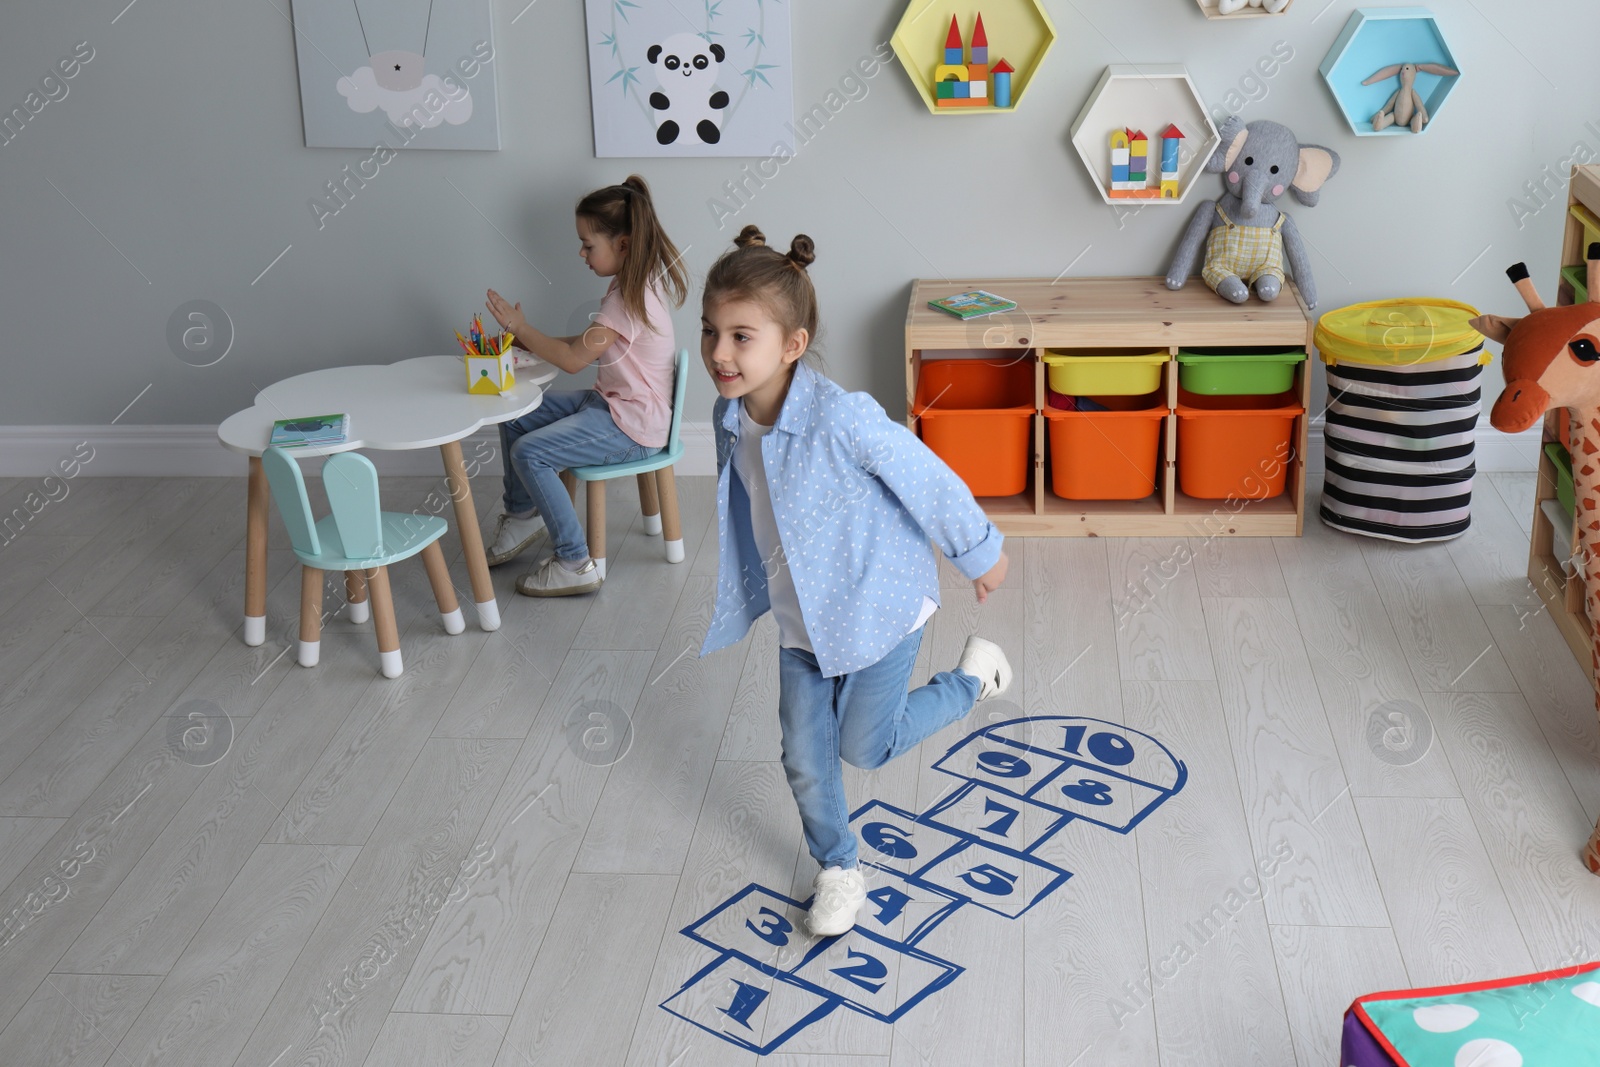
[958,636,1012,701]
[515,556,602,597]
[807,866,866,937]
[486,512,547,566]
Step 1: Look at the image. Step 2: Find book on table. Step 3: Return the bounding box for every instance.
[927,290,1019,319]
[269,413,349,447]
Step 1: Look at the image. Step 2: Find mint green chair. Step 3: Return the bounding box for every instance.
[570,348,690,580]
[261,447,465,678]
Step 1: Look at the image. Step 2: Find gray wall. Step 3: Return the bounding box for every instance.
[2,0,1596,429]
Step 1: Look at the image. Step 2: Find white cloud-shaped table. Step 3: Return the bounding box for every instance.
[219,355,558,645]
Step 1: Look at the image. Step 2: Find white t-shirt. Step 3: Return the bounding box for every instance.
[733,405,936,654]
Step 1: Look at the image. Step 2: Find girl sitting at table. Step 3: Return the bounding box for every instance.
[483,174,688,596]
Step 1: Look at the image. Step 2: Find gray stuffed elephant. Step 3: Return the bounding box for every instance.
[1165,116,1339,309]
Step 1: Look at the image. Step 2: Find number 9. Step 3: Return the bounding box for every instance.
[976,749,1031,778]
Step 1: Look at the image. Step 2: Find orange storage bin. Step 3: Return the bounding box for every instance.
[1044,393,1165,500]
[1175,391,1303,500]
[914,358,1035,497]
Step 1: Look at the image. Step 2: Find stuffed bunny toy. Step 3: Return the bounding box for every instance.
[1165,116,1339,309]
[1217,0,1289,13]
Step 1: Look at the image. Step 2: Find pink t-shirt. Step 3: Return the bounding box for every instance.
[592,279,676,448]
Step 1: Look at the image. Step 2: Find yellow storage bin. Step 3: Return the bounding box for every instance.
[1314,298,1487,367]
[1573,204,1600,254]
[1042,349,1167,395]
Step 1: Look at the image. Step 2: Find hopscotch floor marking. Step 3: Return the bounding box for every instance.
[659,715,1189,1054]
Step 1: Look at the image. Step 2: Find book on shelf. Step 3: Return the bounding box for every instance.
[269,413,349,447]
[927,290,1019,320]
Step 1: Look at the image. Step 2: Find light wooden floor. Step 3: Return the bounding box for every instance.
[1,468,1598,1066]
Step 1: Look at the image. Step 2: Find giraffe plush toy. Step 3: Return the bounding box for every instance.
[1473,243,1600,874]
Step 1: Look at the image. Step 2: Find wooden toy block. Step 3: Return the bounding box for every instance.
[970,80,987,99]
[936,80,956,99]
[935,64,968,83]
[953,81,970,99]
[1160,179,1179,197]
[992,59,1014,108]
[969,63,989,82]
[938,97,989,108]
[972,46,988,66]
[1108,188,1163,199]
[945,14,963,66]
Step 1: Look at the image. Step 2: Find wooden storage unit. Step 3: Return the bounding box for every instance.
[906,276,1315,536]
[1524,165,1600,683]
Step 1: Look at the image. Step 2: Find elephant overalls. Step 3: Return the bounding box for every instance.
[1202,206,1286,289]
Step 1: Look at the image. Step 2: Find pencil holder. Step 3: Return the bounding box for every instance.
[466,351,515,395]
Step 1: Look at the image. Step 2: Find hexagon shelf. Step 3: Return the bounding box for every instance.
[890,0,1057,115]
[1069,66,1220,207]
[1193,0,1294,19]
[1319,7,1460,136]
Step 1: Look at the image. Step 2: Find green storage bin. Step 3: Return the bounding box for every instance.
[1563,264,1589,304]
[1546,442,1575,521]
[1042,349,1167,396]
[1176,348,1306,395]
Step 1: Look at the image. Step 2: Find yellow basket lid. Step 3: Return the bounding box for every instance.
[1314,299,1489,366]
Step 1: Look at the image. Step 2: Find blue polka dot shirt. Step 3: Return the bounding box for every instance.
[699,361,1004,678]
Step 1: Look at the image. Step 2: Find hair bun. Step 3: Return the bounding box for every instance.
[620,174,651,200]
[786,235,816,270]
[734,225,766,249]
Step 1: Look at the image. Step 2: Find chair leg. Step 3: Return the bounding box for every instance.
[368,566,403,678]
[421,540,465,635]
[638,471,662,536]
[656,465,685,564]
[586,479,607,580]
[345,570,370,624]
[299,566,323,667]
[560,469,578,507]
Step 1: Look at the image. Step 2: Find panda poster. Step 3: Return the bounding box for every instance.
[584,0,793,158]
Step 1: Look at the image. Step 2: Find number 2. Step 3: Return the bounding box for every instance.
[829,948,888,994]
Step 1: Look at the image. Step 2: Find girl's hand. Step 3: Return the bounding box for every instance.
[485,289,524,336]
[973,552,1008,604]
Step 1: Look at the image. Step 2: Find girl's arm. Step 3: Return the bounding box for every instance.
[841,392,1006,599]
[485,290,619,374]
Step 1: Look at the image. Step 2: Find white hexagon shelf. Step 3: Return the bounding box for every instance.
[1069,66,1220,207]
[1319,7,1461,136]
[1193,0,1294,19]
[890,0,1057,115]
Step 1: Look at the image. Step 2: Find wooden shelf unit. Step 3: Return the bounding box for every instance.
[906,276,1315,536]
[1524,165,1600,683]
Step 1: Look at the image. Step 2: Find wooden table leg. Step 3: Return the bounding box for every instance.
[440,439,499,631]
[244,455,269,646]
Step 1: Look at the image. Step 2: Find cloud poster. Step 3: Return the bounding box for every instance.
[290,0,501,151]
[584,0,793,158]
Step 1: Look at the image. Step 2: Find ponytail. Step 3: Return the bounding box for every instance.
[576,175,688,331]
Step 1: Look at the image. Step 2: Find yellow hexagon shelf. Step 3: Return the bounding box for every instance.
[890,0,1056,115]
[1069,66,1221,207]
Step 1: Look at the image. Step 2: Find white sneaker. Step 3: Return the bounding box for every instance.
[486,512,547,566]
[807,866,866,937]
[515,556,602,597]
[957,636,1013,701]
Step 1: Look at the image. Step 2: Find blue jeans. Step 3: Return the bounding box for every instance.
[778,625,981,870]
[499,389,659,563]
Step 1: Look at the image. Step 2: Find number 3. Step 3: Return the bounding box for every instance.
[745,906,793,947]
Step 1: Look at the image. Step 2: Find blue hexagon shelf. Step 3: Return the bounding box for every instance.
[1319,7,1460,136]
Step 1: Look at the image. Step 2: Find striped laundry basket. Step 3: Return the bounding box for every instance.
[1315,300,1489,542]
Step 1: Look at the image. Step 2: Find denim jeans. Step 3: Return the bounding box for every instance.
[499,389,659,563]
[777,625,980,870]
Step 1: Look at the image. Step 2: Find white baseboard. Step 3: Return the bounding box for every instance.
[0,423,723,478]
[0,417,1543,479]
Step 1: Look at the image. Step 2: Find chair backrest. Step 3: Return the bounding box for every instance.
[666,347,690,455]
[261,446,321,557]
[322,452,385,558]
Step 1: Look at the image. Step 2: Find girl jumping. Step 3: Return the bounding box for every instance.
[697,226,1013,936]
